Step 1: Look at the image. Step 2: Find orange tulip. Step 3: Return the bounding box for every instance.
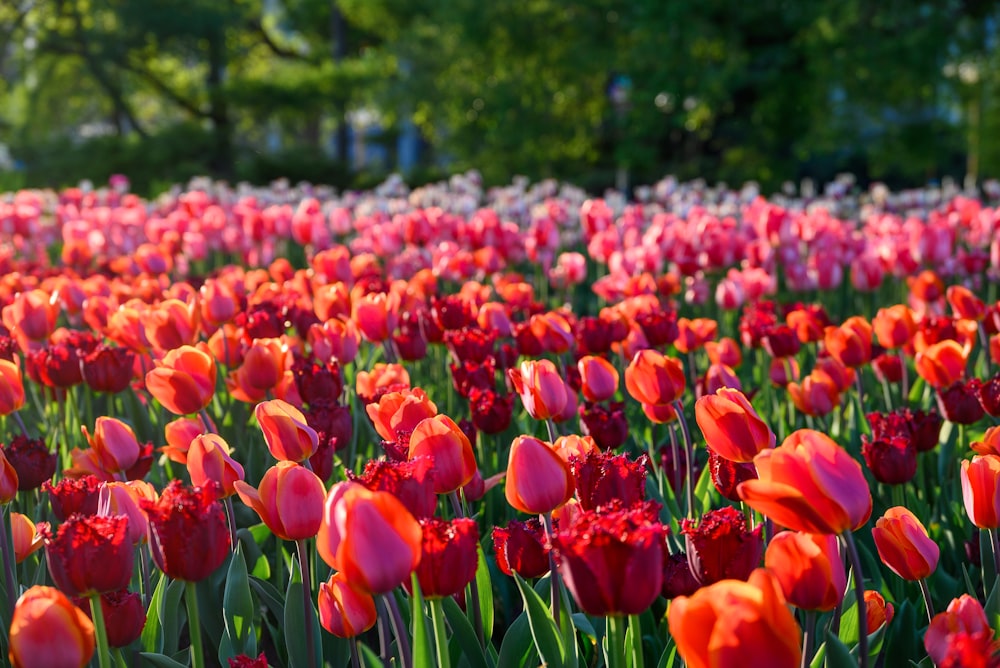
[313,282,352,322]
[317,482,422,594]
[408,414,477,494]
[973,426,1000,457]
[9,586,95,668]
[738,429,872,535]
[2,289,59,352]
[186,433,245,498]
[787,373,839,417]
[0,446,17,504]
[624,349,686,422]
[507,359,568,421]
[366,388,438,443]
[161,417,205,464]
[145,345,217,415]
[872,305,917,350]
[871,506,939,581]
[914,339,967,389]
[764,532,845,611]
[865,590,894,633]
[823,316,872,368]
[667,568,801,668]
[577,355,619,402]
[946,285,986,321]
[785,307,827,344]
[908,270,945,308]
[143,298,200,353]
[551,434,599,462]
[0,358,25,416]
[255,399,319,463]
[961,455,1000,529]
[81,417,141,475]
[10,512,42,563]
[695,388,775,463]
[705,337,742,368]
[318,572,378,638]
[477,302,513,338]
[235,461,326,541]
[505,435,575,514]
[529,311,575,354]
[674,317,718,354]
[352,291,399,343]
[97,480,158,545]
[356,363,410,403]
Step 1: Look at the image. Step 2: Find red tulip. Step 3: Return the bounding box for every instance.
[577,355,619,402]
[73,589,145,648]
[961,455,1000,529]
[142,480,231,582]
[872,506,939,581]
[915,340,968,389]
[97,481,157,546]
[234,461,326,541]
[507,359,569,421]
[256,399,319,463]
[318,572,378,638]
[924,595,994,667]
[682,506,763,586]
[764,531,845,611]
[0,448,18,504]
[492,519,550,579]
[569,450,648,511]
[408,414,477,494]
[349,456,437,519]
[39,514,134,597]
[187,433,246,498]
[505,435,575,515]
[43,475,102,521]
[409,517,480,598]
[81,417,141,476]
[695,388,775,463]
[145,345,217,415]
[9,586,95,668]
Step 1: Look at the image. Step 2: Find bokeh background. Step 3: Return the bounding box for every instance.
[0,0,997,195]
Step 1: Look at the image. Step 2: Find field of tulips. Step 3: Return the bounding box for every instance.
[0,171,1000,668]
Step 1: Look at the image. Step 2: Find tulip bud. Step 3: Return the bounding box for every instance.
[9,586,95,668]
[695,388,775,463]
[507,359,568,421]
[492,519,549,579]
[10,512,42,563]
[764,532,845,611]
[82,417,141,475]
[408,414,477,494]
[145,345,217,415]
[318,572,378,638]
[0,358,26,416]
[256,399,319,463]
[186,433,245,498]
[577,355,619,402]
[505,435,575,515]
[872,506,939,581]
[235,461,326,541]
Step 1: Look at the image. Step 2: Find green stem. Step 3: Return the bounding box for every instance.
[672,400,696,519]
[541,512,562,633]
[430,598,451,668]
[297,539,318,668]
[185,581,205,668]
[842,531,869,668]
[801,610,816,668]
[605,615,627,668]
[90,594,111,668]
[919,578,935,625]
[0,508,17,615]
[627,614,644,668]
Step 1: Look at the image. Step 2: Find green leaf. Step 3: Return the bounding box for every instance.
[838,589,859,647]
[476,544,495,644]
[410,575,435,668]
[985,579,1000,637]
[283,558,322,668]
[359,641,386,667]
[886,599,919,664]
[250,576,285,621]
[237,527,271,580]
[443,595,493,668]
[824,630,856,668]
[219,544,257,664]
[571,613,597,641]
[512,572,565,668]
[138,653,189,668]
[141,577,186,657]
[655,644,676,668]
[908,376,926,405]
[496,611,536,668]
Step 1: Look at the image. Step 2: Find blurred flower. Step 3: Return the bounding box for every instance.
[9,586,95,668]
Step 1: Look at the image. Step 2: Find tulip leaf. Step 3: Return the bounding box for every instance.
[908,376,926,406]
[142,576,187,656]
[886,599,920,665]
[655,644,676,668]
[237,527,271,580]
[476,543,496,643]
[138,653,189,668]
[838,589,859,647]
[250,575,285,621]
[823,630,856,668]
[283,558,323,668]
[219,544,257,664]
[558,581,580,666]
[571,613,597,641]
[985,579,1000,637]
[359,641,386,667]
[443,595,493,668]
[512,572,566,668]
[496,611,536,668]
[409,575,436,668]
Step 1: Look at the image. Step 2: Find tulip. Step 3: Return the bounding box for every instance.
[10,512,42,563]
[492,519,550,579]
[366,388,438,443]
[352,291,399,343]
[682,506,763,586]
[2,289,59,351]
[98,481,157,546]
[577,355,619,402]
[468,387,514,435]
[38,514,134,597]
[318,572,378,638]
[3,435,56,491]
[624,349,686,421]
[74,589,146,648]
[578,401,628,450]
[143,298,200,352]
[0,448,18,504]
[350,456,437,519]
[9,586,95,668]
[872,305,917,350]
[81,345,135,395]
[316,482,423,595]
[409,517,480,598]
[407,414,477,494]
[551,501,666,616]
[551,434,599,461]
[234,461,326,541]
[947,285,986,321]
[738,429,872,535]
[43,475,102,521]
[507,359,568,421]
[764,532,845,611]
[674,317,718,354]
[356,363,411,404]
[915,339,968,389]
[161,417,205,464]
[142,480,231,582]
[227,337,290,403]
[695,387,775,463]
[872,506,939,581]
[708,448,758,501]
[864,590,894,633]
[256,399,319,463]
[186,433,245,498]
[705,337,742,368]
[82,417,141,475]
[823,317,872,368]
[924,595,993,666]
[667,568,802,668]
[961,455,1000,529]
[145,345,217,415]
[570,450,648,511]
[938,380,986,425]
[0,358,25,416]
[861,435,917,485]
[505,435,575,515]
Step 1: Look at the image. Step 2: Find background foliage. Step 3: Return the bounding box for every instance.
[0,0,998,194]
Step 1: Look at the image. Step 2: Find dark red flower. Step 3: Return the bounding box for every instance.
[39,514,134,597]
[74,589,145,648]
[708,448,759,502]
[468,387,513,435]
[293,358,344,409]
[228,654,269,668]
[575,316,615,355]
[450,358,496,397]
[872,353,904,384]
[862,435,917,485]
[662,552,701,599]
[938,381,987,425]
[550,500,667,616]
[141,480,231,582]
[444,327,497,364]
[43,475,102,521]
[81,345,135,394]
[240,301,285,341]
[908,409,944,452]
[681,506,763,586]
[27,346,84,389]
[394,312,429,362]
[432,296,476,331]
[349,456,437,519]
[513,322,544,357]
[570,451,648,511]
[492,519,549,579]
[739,301,779,349]
[305,402,353,470]
[407,517,479,599]
[4,435,56,490]
[761,325,801,358]
[495,342,520,373]
[636,308,679,347]
[579,401,628,451]
[978,374,1000,417]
